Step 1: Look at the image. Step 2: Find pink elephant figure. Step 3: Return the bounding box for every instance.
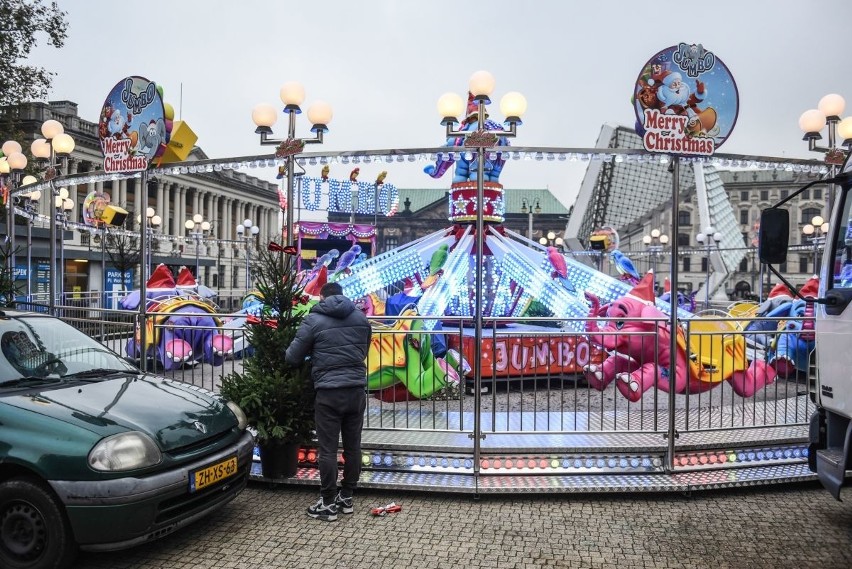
[583,271,776,402]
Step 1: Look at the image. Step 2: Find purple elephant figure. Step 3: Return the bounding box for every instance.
[122,265,233,370]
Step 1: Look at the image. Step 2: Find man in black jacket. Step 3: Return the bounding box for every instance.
[285,281,372,521]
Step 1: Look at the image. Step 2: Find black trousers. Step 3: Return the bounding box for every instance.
[314,386,367,502]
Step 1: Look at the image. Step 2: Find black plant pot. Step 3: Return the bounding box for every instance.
[259,441,300,479]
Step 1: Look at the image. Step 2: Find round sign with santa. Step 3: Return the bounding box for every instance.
[633,43,738,156]
[98,76,166,173]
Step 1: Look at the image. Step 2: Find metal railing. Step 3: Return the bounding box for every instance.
[43,305,814,442]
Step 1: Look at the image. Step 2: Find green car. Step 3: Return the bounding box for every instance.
[0,310,253,569]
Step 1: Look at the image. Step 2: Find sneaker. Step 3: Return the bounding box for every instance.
[335,492,354,514]
[306,497,338,521]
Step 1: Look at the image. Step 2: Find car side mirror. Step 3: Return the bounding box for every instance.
[758,208,790,265]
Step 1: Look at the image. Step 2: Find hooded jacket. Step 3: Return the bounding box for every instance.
[284,295,372,389]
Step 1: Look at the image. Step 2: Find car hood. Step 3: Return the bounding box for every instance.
[1,375,235,452]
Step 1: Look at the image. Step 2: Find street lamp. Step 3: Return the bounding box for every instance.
[136,207,162,282]
[1,140,28,287]
[520,198,541,240]
[538,230,565,250]
[53,187,74,304]
[18,176,41,301]
[802,214,829,275]
[185,213,211,281]
[29,119,75,313]
[798,94,852,212]
[696,226,722,309]
[252,83,332,246]
[235,218,259,290]
[435,71,525,460]
[642,228,669,293]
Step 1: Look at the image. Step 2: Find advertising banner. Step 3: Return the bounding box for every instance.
[99,76,165,173]
[633,43,738,156]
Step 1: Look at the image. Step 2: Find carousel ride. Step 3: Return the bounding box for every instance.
[291,94,779,402]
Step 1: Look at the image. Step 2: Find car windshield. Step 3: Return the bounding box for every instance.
[0,315,138,384]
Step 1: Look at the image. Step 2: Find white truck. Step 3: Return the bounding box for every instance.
[759,153,852,500]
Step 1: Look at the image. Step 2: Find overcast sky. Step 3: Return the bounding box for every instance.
[26,0,852,211]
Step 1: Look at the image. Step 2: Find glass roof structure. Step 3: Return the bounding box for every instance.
[564,124,745,299]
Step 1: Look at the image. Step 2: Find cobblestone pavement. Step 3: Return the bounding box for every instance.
[72,481,852,569]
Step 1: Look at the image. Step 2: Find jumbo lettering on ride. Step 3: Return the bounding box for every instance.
[452,334,603,377]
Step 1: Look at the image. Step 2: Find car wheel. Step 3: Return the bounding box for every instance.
[0,478,77,569]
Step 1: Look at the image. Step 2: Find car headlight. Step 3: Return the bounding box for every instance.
[88,431,162,471]
[226,400,248,430]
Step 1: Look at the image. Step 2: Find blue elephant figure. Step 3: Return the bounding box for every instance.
[745,297,815,378]
[767,299,815,378]
[424,117,509,183]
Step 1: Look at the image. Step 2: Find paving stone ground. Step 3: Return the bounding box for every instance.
[72,481,852,569]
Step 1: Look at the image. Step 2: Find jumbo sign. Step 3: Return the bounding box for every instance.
[449,334,604,378]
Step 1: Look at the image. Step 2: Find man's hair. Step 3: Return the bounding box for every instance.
[320,282,343,298]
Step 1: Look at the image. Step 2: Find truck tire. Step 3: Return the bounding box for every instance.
[0,477,77,569]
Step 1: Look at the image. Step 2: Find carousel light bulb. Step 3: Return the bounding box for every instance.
[799,109,826,134]
[251,103,277,128]
[817,94,845,118]
[469,70,495,98]
[7,152,27,170]
[30,138,51,159]
[279,82,306,107]
[40,119,64,140]
[499,91,527,121]
[307,101,333,127]
[437,93,465,123]
[52,132,75,155]
[1,140,22,157]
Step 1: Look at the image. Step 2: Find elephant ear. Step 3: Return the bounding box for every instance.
[639,302,665,320]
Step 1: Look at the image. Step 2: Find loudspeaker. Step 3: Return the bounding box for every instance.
[589,234,610,251]
[758,208,790,264]
[100,204,128,227]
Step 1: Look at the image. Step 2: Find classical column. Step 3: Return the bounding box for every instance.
[224,198,233,242]
[68,159,81,224]
[132,178,142,227]
[155,179,165,227]
[176,185,187,238]
[118,178,127,208]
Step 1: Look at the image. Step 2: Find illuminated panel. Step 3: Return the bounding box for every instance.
[672,445,808,470]
[338,229,453,299]
[417,227,474,328]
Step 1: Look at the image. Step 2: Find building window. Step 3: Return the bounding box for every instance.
[701,257,708,272]
[740,209,749,225]
[740,190,748,202]
[799,256,809,273]
[677,233,690,247]
[779,261,787,273]
[814,188,822,200]
[384,237,398,252]
[802,207,821,224]
[677,211,691,226]
[802,189,810,199]
[739,257,748,272]
[683,257,691,272]
[780,189,788,199]
[760,190,768,201]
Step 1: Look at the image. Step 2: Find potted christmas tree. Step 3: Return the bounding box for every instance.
[220,241,315,478]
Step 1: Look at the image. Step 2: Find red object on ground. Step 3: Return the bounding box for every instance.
[370,502,402,516]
